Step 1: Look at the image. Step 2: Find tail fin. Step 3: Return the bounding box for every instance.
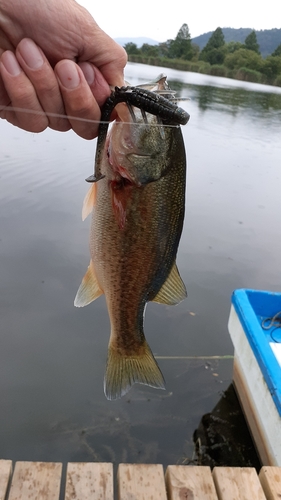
[104,341,165,400]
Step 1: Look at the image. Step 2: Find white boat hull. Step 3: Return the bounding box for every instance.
[228,289,281,466]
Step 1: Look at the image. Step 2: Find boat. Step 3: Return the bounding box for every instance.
[228,288,281,465]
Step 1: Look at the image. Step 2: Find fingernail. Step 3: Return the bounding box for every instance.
[1,51,21,76]
[18,39,44,69]
[56,60,80,89]
[79,62,95,86]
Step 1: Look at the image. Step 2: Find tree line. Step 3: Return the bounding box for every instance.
[124,25,281,86]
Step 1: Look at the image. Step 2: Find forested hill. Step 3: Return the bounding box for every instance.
[192,28,281,57]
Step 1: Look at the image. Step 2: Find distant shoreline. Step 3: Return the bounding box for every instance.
[127,55,281,88]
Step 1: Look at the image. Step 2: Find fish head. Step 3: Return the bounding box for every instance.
[106,101,177,187]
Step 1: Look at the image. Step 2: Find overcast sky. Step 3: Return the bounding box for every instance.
[77,0,280,41]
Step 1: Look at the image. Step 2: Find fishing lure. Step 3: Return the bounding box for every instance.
[86,86,190,183]
[106,86,189,126]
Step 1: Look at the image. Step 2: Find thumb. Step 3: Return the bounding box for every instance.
[80,27,127,87]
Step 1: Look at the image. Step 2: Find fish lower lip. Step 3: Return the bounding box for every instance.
[85,173,105,183]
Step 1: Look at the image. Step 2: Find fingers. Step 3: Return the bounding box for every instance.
[0,72,10,107]
[97,41,127,87]
[78,62,110,107]
[55,60,110,140]
[80,25,127,87]
[0,50,46,131]
[16,39,70,131]
[0,39,71,132]
[0,39,112,139]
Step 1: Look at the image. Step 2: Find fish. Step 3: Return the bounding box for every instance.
[74,76,188,400]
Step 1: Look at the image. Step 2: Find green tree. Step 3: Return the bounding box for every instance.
[205,47,226,64]
[226,41,244,54]
[168,24,193,60]
[203,27,225,50]
[224,48,263,71]
[139,43,159,57]
[244,30,260,54]
[261,55,281,81]
[124,42,139,55]
[199,27,226,64]
[158,40,172,58]
[272,43,281,57]
[191,43,200,61]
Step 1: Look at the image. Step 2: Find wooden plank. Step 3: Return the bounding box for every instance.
[64,462,113,500]
[213,467,266,500]
[259,466,281,500]
[118,464,167,499]
[166,465,218,500]
[8,461,62,500]
[0,460,12,500]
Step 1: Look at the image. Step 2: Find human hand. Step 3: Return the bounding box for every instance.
[0,0,127,138]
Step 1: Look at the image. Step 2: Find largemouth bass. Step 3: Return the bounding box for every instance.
[75,76,188,400]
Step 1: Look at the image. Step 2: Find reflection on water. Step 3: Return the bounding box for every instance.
[197,84,277,113]
[35,358,233,466]
[193,384,261,469]
[169,78,281,116]
[1,63,281,467]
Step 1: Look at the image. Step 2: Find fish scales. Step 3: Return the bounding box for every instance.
[93,131,185,333]
[75,76,187,400]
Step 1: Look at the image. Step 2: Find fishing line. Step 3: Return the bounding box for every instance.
[261,311,281,330]
[261,311,281,342]
[0,105,184,128]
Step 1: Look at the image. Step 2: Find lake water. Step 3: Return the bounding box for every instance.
[1,62,281,469]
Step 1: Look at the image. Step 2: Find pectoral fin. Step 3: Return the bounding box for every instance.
[152,262,187,305]
[82,183,97,221]
[74,260,103,307]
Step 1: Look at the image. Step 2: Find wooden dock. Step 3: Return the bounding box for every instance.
[1,460,281,499]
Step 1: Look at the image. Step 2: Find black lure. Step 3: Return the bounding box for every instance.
[86,86,190,183]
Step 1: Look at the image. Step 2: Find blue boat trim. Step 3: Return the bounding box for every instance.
[232,288,281,416]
